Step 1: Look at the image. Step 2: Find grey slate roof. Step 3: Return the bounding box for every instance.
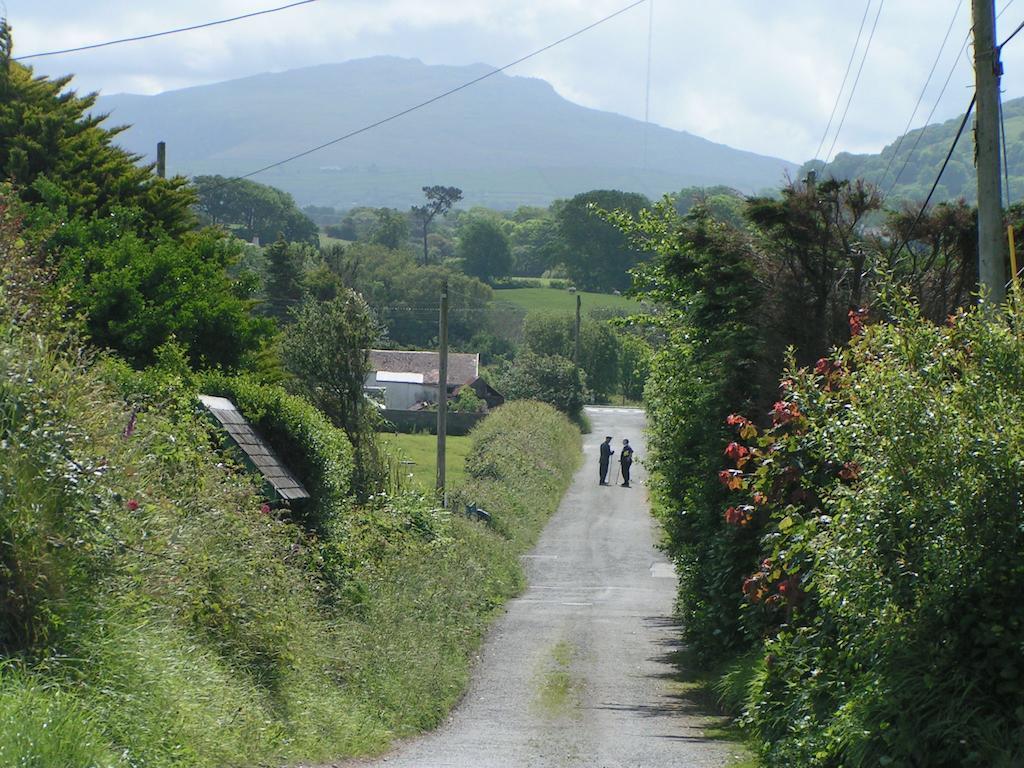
[198,395,310,501]
[368,349,479,386]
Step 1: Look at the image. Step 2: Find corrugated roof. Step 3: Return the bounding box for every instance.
[368,349,479,386]
[198,395,310,501]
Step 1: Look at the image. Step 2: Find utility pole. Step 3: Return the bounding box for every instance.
[156,141,166,179]
[574,294,582,369]
[974,0,1007,303]
[436,279,449,502]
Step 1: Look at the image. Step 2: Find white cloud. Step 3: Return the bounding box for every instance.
[6,0,1024,162]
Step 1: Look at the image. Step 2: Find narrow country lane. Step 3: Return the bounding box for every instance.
[332,407,738,768]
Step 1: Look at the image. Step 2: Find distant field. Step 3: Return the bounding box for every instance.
[379,432,472,490]
[493,287,640,314]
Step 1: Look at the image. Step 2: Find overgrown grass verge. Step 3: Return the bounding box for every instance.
[0,312,580,765]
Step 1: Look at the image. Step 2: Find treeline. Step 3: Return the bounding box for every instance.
[621,176,1024,765]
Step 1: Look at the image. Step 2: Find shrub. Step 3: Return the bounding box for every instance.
[496,351,584,420]
[199,372,354,532]
[719,296,1024,766]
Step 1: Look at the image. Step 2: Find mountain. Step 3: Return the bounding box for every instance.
[803,96,1024,205]
[95,56,797,210]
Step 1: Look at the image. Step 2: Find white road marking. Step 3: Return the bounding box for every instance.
[516,599,594,606]
[650,563,676,579]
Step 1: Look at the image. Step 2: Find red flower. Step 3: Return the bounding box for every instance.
[260,503,272,515]
[771,401,801,426]
[724,506,743,525]
[814,358,830,376]
[718,469,745,491]
[848,307,868,336]
[126,499,139,511]
[724,442,749,462]
[726,413,751,427]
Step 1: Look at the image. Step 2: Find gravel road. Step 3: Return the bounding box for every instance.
[333,407,739,768]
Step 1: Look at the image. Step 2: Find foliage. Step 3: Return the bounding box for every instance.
[461,400,580,547]
[746,178,881,365]
[617,333,652,402]
[449,386,486,414]
[192,175,318,245]
[60,223,273,369]
[457,217,512,284]
[495,351,584,420]
[557,189,650,292]
[281,292,384,499]
[520,310,621,401]
[261,236,308,321]
[0,26,194,237]
[715,296,1024,766]
[411,185,462,265]
[609,200,766,661]
[509,214,565,277]
[197,371,355,532]
[370,207,411,249]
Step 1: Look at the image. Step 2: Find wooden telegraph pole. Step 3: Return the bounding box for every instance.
[436,279,449,502]
[574,294,582,369]
[156,141,166,179]
[973,0,1007,303]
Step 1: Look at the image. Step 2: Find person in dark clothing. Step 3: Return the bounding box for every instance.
[619,439,635,487]
[599,436,614,485]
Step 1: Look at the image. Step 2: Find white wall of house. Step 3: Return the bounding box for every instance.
[364,372,440,410]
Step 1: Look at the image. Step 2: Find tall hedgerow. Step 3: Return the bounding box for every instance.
[717,293,1024,766]
[607,200,770,661]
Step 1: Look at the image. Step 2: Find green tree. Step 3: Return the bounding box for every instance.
[457,217,512,284]
[557,189,650,292]
[497,351,584,420]
[63,227,272,369]
[262,237,307,321]
[411,185,462,265]
[520,311,621,401]
[370,207,410,249]
[282,292,383,498]
[510,215,565,276]
[192,176,318,245]
[0,23,194,236]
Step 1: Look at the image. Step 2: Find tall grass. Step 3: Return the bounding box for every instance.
[0,312,580,765]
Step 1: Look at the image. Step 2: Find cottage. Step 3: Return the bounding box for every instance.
[365,349,504,411]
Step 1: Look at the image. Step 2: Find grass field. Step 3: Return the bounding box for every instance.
[493,287,640,314]
[379,432,472,490]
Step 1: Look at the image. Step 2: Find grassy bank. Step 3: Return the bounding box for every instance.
[0,315,580,766]
[379,432,472,490]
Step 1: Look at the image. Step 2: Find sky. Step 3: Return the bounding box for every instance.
[4,0,1024,164]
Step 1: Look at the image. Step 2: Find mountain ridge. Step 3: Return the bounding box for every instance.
[94,55,797,209]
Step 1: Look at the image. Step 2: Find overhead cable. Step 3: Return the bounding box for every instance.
[14,0,321,60]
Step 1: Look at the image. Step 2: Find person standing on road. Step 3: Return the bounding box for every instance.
[599,436,614,485]
[619,439,635,488]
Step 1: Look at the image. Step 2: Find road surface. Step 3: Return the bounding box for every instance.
[335,407,737,768]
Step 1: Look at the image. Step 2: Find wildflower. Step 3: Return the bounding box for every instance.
[771,401,801,426]
[726,413,751,427]
[260,503,272,514]
[126,499,139,511]
[814,358,831,376]
[848,307,868,336]
[123,409,137,438]
[724,442,749,462]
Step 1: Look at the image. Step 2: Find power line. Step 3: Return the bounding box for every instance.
[875,0,964,189]
[885,0,1017,196]
[813,0,873,162]
[13,0,321,61]
[213,0,647,187]
[893,93,976,260]
[823,0,886,165]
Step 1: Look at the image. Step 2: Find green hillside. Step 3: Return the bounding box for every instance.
[94,56,796,209]
[493,286,640,314]
[803,95,1024,203]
